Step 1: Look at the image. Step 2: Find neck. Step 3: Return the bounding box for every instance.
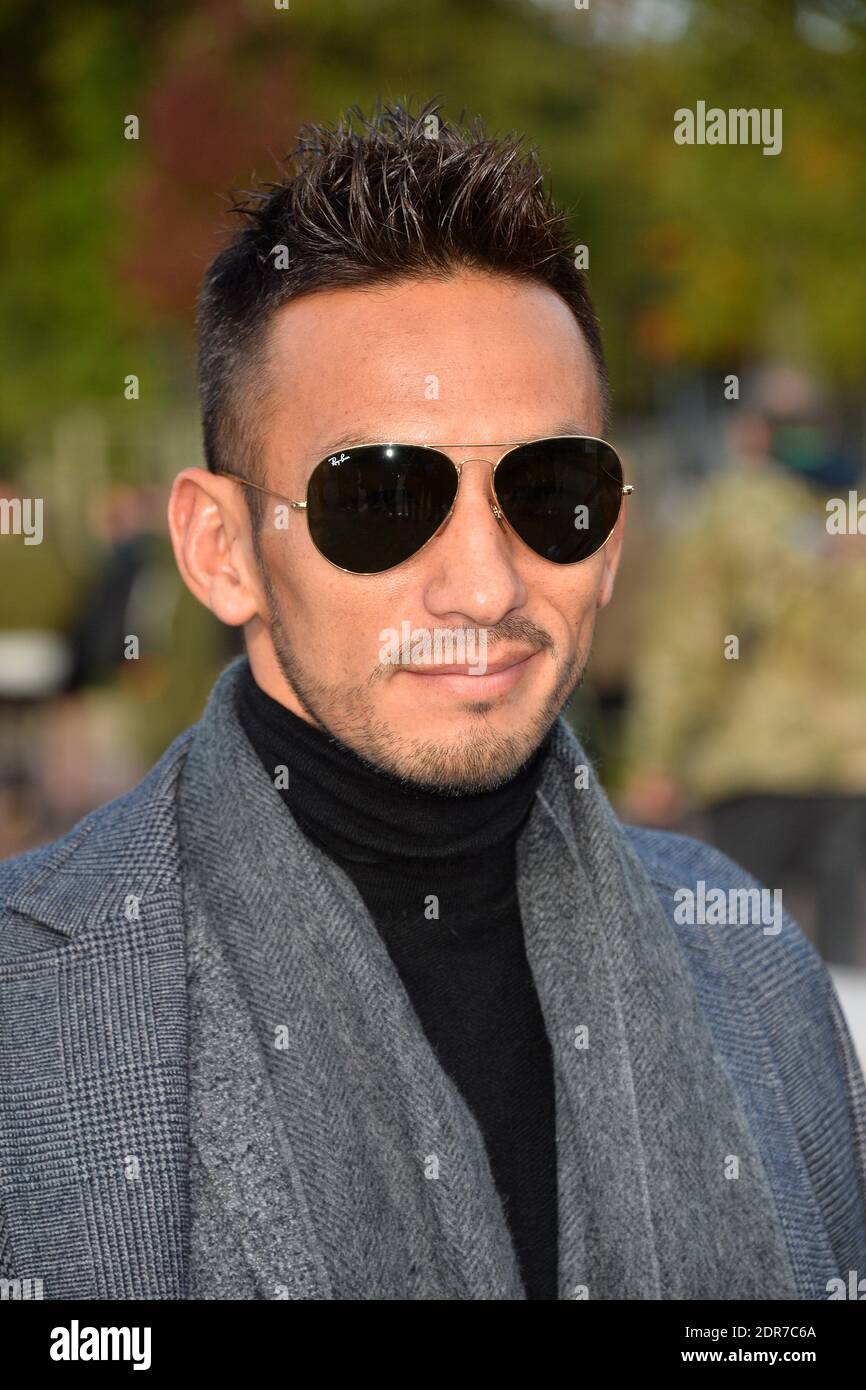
[235,658,552,866]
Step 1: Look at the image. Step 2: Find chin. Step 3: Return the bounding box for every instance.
[368,710,551,795]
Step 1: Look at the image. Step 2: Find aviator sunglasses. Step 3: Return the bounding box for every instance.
[218,434,634,576]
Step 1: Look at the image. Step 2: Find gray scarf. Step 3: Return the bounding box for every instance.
[177,659,797,1300]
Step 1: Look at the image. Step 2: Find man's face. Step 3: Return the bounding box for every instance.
[244,270,624,792]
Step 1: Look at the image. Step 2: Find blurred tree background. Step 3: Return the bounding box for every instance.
[2,0,864,441]
[0,0,864,842]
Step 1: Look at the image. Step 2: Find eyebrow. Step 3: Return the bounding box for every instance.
[308,419,600,458]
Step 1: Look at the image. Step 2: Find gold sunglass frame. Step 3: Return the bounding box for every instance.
[217,435,634,576]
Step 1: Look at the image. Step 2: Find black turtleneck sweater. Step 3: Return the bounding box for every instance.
[236,663,559,1300]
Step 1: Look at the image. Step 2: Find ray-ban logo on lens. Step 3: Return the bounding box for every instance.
[328,453,350,466]
[379,622,488,675]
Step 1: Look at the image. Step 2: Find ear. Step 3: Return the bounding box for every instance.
[595,502,628,611]
[167,467,264,626]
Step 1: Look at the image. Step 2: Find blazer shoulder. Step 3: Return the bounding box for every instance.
[624,823,866,1265]
[626,821,781,893]
[623,820,827,978]
[0,725,196,958]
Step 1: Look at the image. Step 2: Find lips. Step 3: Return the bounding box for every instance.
[397,648,542,699]
[400,649,539,677]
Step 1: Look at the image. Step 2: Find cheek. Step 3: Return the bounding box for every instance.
[262,549,330,653]
[544,559,607,634]
[276,561,411,671]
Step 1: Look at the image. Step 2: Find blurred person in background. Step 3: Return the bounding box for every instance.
[0,477,76,853]
[65,484,169,692]
[0,474,241,853]
[623,365,866,966]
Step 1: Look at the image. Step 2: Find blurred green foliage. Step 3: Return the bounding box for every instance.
[1,0,864,467]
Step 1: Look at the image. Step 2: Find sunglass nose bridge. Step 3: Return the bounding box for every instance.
[452,455,507,529]
[453,453,498,473]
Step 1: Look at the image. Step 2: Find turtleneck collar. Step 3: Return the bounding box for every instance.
[235,660,552,868]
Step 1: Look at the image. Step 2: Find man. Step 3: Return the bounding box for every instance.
[623,367,866,967]
[1,100,864,1301]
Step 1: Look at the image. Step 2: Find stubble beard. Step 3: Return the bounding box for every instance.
[260,563,590,795]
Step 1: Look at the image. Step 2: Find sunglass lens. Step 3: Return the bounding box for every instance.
[306,445,457,573]
[494,437,624,563]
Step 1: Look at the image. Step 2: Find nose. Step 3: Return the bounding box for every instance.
[422,457,527,626]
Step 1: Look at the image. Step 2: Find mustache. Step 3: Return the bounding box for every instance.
[476,615,554,652]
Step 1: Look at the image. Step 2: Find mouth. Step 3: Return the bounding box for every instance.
[396,648,541,699]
